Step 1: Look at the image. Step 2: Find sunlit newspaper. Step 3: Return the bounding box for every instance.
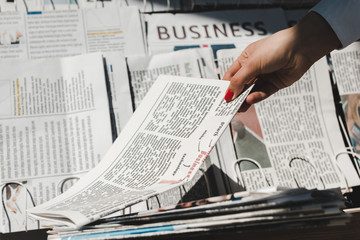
[0,8,138,232]
[28,75,253,228]
[0,7,142,134]
[217,48,360,191]
[0,53,113,232]
[145,8,288,55]
[0,52,132,233]
[0,7,145,58]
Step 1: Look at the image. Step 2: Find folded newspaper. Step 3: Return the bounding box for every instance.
[27,75,253,228]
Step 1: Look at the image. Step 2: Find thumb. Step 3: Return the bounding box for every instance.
[224,62,260,102]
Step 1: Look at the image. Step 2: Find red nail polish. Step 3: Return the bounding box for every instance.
[224,89,234,102]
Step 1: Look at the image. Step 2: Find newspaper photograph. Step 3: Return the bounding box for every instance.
[331,42,360,158]
[217,48,360,191]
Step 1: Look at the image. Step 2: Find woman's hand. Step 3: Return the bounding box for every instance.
[223,12,341,112]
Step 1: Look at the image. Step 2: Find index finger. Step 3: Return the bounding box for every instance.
[222,53,247,81]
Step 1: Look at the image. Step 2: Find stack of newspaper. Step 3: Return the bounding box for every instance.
[47,188,349,239]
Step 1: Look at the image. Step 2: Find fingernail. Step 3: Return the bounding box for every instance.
[224,89,234,102]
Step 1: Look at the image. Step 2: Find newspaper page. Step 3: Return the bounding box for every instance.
[26,7,145,58]
[28,75,253,228]
[145,8,288,55]
[0,53,113,233]
[128,48,237,203]
[0,7,145,59]
[126,48,237,210]
[0,8,140,132]
[0,7,140,233]
[217,48,360,191]
[331,42,360,156]
[0,51,132,233]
